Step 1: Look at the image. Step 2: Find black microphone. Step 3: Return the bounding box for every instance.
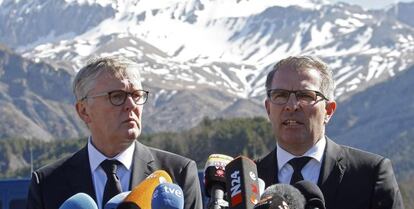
[259,184,306,209]
[204,154,234,209]
[293,181,325,209]
[225,156,260,209]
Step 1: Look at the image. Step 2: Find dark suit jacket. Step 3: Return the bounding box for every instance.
[26,140,202,209]
[255,138,404,209]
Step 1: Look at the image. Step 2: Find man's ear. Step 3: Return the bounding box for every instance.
[265,99,271,116]
[324,100,337,124]
[76,101,91,124]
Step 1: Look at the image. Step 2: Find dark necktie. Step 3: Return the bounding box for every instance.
[288,157,312,184]
[101,159,122,207]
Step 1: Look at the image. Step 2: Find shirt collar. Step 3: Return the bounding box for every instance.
[88,136,135,172]
[277,136,326,170]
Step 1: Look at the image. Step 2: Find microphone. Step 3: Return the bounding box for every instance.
[253,192,289,209]
[258,178,265,197]
[59,193,98,209]
[225,156,260,209]
[117,170,173,209]
[293,181,326,209]
[104,192,130,209]
[204,154,234,209]
[151,182,184,209]
[260,184,306,209]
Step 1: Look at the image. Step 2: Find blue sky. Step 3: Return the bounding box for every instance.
[332,0,414,9]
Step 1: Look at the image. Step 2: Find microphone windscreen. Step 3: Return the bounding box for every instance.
[203,154,233,197]
[261,184,306,209]
[293,180,326,209]
[151,182,184,209]
[104,191,130,209]
[118,170,173,209]
[204,154,234,170]
[254,193,289,209]
[225,156,260,209]
[59,193,98,209]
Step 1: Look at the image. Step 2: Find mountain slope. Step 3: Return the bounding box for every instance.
[0,46,87,140]
[0,0,115,49]
[14,0,414,98]
[0,0,413,136]
[389,2,414,28]
[328,64,414,179]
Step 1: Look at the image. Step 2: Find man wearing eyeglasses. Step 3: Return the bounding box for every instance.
[26,57,203,209]
[255,56,403,209]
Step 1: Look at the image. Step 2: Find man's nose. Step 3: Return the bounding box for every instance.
[123,95,138,111]
[284,93,300,111]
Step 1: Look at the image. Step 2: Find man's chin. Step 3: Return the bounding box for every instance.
[278,134,309,145]
[126,128,141,140]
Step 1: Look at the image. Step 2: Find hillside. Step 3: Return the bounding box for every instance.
[0,46,87,140]
[0,0,413,137]
[328,65,414,179]
[1,116,413,207]
[2,116,413,179]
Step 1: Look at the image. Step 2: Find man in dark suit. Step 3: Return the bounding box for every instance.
[26,57,202,209]
[255,55,404,209]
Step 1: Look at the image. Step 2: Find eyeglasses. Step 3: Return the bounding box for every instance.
[81,90,149,106]
[266,89,328,105]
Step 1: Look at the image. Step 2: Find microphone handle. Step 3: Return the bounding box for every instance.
[208,184,228,209]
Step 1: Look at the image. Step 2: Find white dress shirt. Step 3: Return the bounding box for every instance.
[276,136,326,184]
[88,137,135,209]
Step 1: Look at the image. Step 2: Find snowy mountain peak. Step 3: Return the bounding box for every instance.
[0,0,413,133]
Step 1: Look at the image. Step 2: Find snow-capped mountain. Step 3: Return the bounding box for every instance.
[0,44,87,140]
[0,0,413,137]
[327,63,414,179]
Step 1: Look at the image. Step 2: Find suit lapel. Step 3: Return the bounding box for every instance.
[129,140,156,189]
[66,145,96,201]
[66,141,156,198]
[317,137,345,207]
[257,148,279,187]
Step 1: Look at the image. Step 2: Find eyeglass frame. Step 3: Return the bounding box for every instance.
[80,89,149,106]
[266,89,329,105]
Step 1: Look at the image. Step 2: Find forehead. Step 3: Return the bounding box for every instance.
[95,71,142,90]
[270,67,322,90]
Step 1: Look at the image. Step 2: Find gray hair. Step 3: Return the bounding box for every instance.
[73,57,142,101]
[265,56,335,100]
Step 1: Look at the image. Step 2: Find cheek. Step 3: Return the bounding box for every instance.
[135,106,144,117]
[306,108,326,126]
[267,107,279,122]
[92,107,118,124]
[268,109,283,133]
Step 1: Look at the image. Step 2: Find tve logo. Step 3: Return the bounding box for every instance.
[162,185,183,198]
[229,170,242,206]
[152,183,184,199]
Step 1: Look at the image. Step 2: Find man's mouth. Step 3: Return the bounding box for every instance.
[282,119,303,126]
[124,118,137,124]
